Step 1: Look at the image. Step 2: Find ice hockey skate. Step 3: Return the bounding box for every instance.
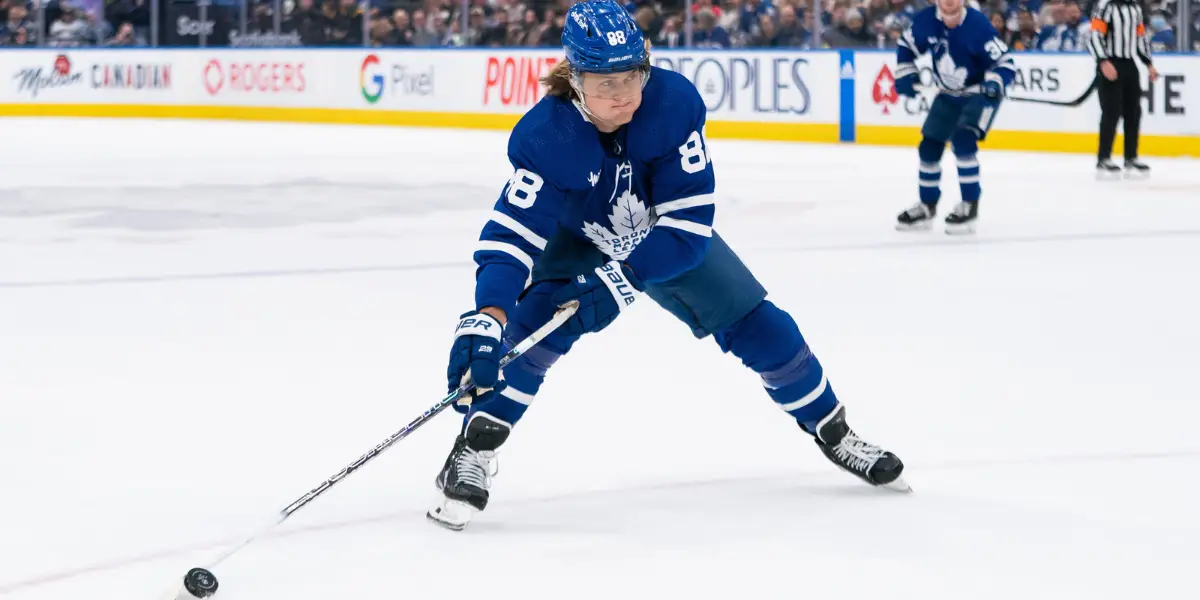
[1124,158,1150,179]
[944,200,978,235]
[896,201,937,231]
[1096,158,1123,180]
[805,403,911,493]
[427,413,511,531]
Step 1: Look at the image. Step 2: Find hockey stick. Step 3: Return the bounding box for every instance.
[1006,77,1097,107]
[163,300,579,599]
[916,76,1097,107]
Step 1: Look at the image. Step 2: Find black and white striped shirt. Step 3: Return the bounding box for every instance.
[1088,0,1153,64]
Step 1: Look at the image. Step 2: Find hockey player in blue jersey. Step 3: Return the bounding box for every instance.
[426,0,909,531]
[893,0,1016,234]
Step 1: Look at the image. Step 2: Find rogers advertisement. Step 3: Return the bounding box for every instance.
[203,59,306,96]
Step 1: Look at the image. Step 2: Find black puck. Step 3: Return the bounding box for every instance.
[184,567,219,598]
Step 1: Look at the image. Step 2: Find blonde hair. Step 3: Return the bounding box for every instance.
[540,39,653,100]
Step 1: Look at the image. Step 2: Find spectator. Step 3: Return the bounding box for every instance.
[49,6,90,46]
[990,9,1014,46]
[750,12,777,45]
[369,13,394,46]
[287,0,327,45]
[1,2,34,45]
[656,14,682,47]
[410,9,439,46]
[691,0,724,18]
[1037,0,1090,51]
[105,20,137,46]
[775,4,810,46]
[823,7,872,46]
[480,8,508,46]
[1009,8,1040,49]
[391,8,415,45]
[693,6,731,47]
[1148,9,1177,51]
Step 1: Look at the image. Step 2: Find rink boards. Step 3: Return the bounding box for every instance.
[0,48,1196,156]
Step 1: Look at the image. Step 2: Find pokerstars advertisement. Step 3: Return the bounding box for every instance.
[855,51,1198,137]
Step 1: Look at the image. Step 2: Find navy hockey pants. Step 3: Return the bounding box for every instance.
[461,229,841,433]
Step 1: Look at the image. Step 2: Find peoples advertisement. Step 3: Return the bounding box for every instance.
[653,51,840,123]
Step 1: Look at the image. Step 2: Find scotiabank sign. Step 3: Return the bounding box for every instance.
[203,59,307,96]
[483,55,558,107]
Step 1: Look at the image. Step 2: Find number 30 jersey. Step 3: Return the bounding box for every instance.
[896,7,1016,95]
[472,66,717,316]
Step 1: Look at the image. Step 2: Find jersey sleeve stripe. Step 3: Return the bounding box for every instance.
[654,193,715,216]
[656,216,713,238]
[489,210,548,250]
[894,63,918,78]
[475,240,534,272]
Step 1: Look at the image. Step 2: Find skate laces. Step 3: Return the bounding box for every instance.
[454,448,497,490]
[951,202,972,217]
[832,432,886,473]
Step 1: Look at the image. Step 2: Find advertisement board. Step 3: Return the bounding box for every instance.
[0,48,1195,156]
[854,51,1198,143]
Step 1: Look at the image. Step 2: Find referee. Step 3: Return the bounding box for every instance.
[1088,0,1159,176]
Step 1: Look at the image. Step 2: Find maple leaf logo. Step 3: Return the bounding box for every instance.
[610,189,649,237]
[581,188,654,260]
[933,42,969,90]
[873,65,898,114]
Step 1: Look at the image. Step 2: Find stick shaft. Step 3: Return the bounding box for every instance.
[201,301,577,569]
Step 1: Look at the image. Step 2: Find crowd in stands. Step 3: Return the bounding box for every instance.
[1,0,1195,51]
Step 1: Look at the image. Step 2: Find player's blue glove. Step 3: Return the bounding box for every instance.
[551,260,644,335]
[895,72,919,98]
[446,311,506,413]
[980,78,1005,101]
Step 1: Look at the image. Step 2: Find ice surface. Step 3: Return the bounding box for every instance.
[1,118,1198,600]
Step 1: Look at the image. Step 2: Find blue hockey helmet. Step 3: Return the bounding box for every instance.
[562,0,647,74]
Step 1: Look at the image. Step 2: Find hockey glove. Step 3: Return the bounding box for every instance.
[551,260,643,336]
[895,73,919,98]
[447,311,506,413]
[980,78,1005,101]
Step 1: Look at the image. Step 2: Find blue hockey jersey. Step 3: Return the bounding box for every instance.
[896,7,1016,95]
[473,66,716,316]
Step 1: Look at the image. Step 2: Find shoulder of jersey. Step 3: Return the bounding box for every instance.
[508,96,595,189]
[965,7,995,31]
[638,67,705,150]
[912,6,939,28]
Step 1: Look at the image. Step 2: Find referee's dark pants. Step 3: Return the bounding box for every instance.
[1097,58,1143,161]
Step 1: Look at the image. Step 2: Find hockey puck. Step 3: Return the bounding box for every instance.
[183,568,219,598]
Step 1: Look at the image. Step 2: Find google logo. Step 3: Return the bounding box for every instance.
[360,54,384,103]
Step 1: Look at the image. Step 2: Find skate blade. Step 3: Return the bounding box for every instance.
[1123,171,1150,180]
[426,495,476,531]
[896,220,934,232]
[944,222,976,235]
[879,475,913,493]
[1096,171,1122,181]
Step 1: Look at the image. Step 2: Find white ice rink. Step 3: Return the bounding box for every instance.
[1,118,1198,600]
